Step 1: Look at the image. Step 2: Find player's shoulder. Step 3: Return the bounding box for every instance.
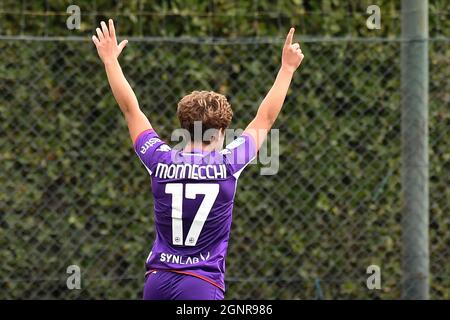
[219,134,257,178]
[221,135,248,152]
[134,129,160,151]
[134,129,176,164]
[220,133,256,160]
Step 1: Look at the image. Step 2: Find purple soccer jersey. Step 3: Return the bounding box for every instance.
[134,129,256,290]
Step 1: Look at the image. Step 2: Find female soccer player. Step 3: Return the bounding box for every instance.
[92,19,304,300]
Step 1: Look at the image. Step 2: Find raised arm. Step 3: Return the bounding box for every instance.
[243,28,304,150]
[92,19,152,144]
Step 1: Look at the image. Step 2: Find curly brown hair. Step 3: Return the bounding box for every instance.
[177,91,233,143]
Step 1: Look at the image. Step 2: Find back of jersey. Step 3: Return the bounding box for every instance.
[134,129,255,290]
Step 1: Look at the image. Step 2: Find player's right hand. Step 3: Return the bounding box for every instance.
[92,19,128,64]
[281,28,304,73]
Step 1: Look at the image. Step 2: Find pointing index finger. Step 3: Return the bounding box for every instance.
[284,27,295,47]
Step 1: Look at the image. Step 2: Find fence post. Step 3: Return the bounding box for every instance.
[401,0,429,299]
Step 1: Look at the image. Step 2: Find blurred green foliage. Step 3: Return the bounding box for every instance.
[0,0,449,37]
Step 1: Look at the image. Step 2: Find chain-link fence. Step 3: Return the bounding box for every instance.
[0,36,448,299]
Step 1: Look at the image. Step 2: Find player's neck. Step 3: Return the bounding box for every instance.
[183,141,220,153]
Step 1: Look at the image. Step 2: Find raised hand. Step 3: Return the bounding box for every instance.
[92,19,128,64]
[281,28,304,73]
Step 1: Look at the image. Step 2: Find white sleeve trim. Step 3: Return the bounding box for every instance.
[232,155,256,179]
[136,152,153,176]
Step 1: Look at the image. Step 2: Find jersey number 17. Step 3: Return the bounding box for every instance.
[165,183,219,246]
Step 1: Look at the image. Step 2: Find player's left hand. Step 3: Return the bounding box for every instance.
[92,19,128,65]
[281,27,304,73]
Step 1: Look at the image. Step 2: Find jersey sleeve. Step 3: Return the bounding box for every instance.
[134,129,171,175]
[221,133,257,179]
